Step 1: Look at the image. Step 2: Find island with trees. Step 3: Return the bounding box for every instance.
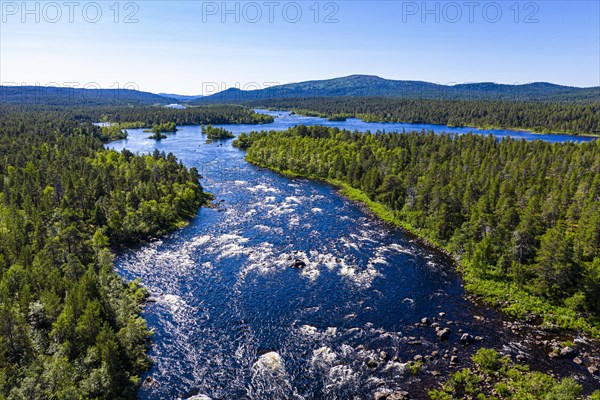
[202,124,235,141]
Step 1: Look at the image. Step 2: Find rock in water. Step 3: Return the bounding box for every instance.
[374,391,410,400]
[436,327,451,340]
[374,392,388,400]
[290,259,306,268]
[389,391,410,400]
[560,347,574,358]
[460,333,474,344]
[367,358,379,368]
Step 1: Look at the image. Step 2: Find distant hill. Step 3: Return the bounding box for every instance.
[2,76,597,106]
[159,93,203,101]
[188,75,600,104]
[0,86,176,106]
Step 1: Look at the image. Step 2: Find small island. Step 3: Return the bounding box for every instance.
[144,122,178,134]
[146,122,177,140]
[203,124,235,142]
[147,131,167,140]
[327,113,353,122]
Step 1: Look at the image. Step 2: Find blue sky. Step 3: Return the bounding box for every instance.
[1,1,599,94]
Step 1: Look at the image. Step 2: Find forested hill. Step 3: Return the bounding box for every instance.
[188,75,600,104]
[239,125,600,338]
[0,86,176,106]
[5,77,597,106]
[0,106,211,398]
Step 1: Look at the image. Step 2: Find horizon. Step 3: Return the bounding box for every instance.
[2,74,598,97]
[1,1,598,94]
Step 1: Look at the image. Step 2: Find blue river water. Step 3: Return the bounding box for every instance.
[107,111,598,399]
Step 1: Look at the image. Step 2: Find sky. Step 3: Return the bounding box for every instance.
[1,1,599,94]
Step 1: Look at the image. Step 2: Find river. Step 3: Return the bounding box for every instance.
[107,111,598,399]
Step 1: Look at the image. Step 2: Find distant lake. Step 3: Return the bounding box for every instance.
[252,109,595,143]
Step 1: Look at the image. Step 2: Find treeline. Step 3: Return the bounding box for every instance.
[251,97,600,135]
[0,107,209,398]
[90,104,274,126]
[0,104,273,133]
[243,125,600,336]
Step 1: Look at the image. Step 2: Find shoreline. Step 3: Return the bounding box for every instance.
[282,109,600,138]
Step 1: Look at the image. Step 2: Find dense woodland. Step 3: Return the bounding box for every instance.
[0,106,216,398]
[251,97,600,135]
[241,125,600,336]
[0,104,273,132]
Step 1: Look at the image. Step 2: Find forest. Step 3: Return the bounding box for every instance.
[0,106,212,398]
[0,103,273,131]
[241,125,600,337]
[250,97,600,136]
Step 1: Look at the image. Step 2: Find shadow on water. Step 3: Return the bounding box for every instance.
[107,112,599,399]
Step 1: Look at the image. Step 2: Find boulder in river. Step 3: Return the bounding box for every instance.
[560,346,575,358]
[374,391,410,400]
[143,376,157,387]
[374,392,388,400]
[290,259,306,268]
[421,317,431,325]
[388,391,410,400]
[436,327,451,340]
[460,333,474,345]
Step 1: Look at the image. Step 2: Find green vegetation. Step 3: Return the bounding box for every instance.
[146,122,177,140]
[90,104,274,126]
[147,131,168,140]
[202,124,235,140]
[0,103,273,130]
[428,348,598,399]
[98,124,128,141]
[251,97,600,135]
[232,132,253,149]
[0,106,210,398]
[144,121,177,134]
[242,125,600,337]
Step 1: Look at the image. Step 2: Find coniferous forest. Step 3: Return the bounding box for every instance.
[250,97,600,136]
[241,125,600,336]
[0,104,272,398]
